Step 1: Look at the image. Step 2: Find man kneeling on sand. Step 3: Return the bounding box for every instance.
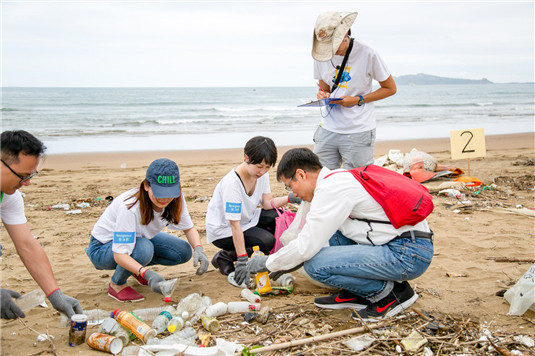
[247,148,434,321]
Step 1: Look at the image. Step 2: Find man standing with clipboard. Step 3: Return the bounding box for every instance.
[313,11,397,169]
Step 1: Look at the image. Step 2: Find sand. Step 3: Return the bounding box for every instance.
[0,132,533,355]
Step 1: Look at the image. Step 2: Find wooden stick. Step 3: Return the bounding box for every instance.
[237,321,391,355]
[487,257,535,263]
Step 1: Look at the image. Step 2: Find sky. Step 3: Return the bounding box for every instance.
[1,1,534,87]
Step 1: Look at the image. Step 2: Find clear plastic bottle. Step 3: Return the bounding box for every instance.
[227,301,261,313]
[131,305,175,322]
[271,273,297,287]
[205,302,227,318]
[98,317,132,345]
[146,326,197,346]
[252,246,272,294]
[188,296,212,326]
[151,311,173,334]
[158,278,179,303]
[14,289,45,311]
[167,316,184,333]
[113,309,156,343]
[59,308,110,327]
[176,293,203,315]
[241,288,261,303]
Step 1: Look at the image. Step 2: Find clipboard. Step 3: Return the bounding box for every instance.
[298,98,342,107]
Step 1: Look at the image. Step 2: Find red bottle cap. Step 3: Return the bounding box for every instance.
[113,309,120,317]
[164,297,171,303]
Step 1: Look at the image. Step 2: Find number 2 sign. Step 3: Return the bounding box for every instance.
[450,128,486,160]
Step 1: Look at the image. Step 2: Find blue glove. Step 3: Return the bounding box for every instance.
[1,289,25,319]
[288,193,302,204]
[247,254,269,273]
[193,246,209,275]
[143,269,165,294]
[234,256,251,286]
[47,289,83,319]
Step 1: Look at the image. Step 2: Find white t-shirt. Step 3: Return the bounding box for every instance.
[266,167,431,271]
[205,169,271,244]
[314,38,391,134]
[91,188,194,255]
[0,190,28,225]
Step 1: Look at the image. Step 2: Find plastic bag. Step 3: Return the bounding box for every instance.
[270,207,296,254]
[402,148,437,173]
[504,263,535,315]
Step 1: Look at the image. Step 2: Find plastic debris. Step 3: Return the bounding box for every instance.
[401,330,428,351]
[343,334,376,352]
[504,263,535,315]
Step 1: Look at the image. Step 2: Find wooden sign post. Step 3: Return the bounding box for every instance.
[450,128,486,176]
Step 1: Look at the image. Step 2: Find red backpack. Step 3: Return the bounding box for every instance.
[325,165,434,229]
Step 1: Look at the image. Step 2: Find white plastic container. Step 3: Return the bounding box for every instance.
[227,301,261,313]
[240,288,261,303]
[205,302,227,318]
[14,289,45,312]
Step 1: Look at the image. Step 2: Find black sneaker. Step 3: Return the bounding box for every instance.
[314,290,370,310]
[351,281,418,321]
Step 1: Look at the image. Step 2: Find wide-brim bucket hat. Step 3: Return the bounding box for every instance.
[312,11,358,61]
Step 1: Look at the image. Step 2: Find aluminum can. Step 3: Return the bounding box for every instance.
[68,314,88,346]
[87,332,124,354]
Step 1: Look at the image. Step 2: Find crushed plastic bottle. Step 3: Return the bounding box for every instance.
[188,296,212,326]
[146,326,197,346]
[60,309,109,327]
[438,189,465,199]
[14,289,46,312]
[271,273,296,287]
[228,271,256,289]
[205,302,227,318]
[176,293,203,315]
[98,317,132,345]
[241,288,261,303]
[50,203,70,210]
[159,278,179,303]
[151,311,173,334]
[131,306,175,322]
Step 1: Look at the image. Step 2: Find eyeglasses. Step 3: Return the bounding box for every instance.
[284,173,295,192]
[1,159,39,183]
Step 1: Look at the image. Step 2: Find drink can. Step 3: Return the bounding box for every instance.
[87,332,124,354]
[69,314,88,346]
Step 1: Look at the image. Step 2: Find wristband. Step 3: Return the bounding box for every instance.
[237,254,247,258]
[138,266,145,276]
[46,288,60,298]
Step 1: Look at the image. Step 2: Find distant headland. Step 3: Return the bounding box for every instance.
[395,73,493,85]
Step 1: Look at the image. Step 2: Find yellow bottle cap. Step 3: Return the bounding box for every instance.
[168,324,176,333]
[252,245,259,251]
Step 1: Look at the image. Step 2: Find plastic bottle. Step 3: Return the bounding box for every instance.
[227,301,261,313]
[200,315,220,332]
[146,326,197,346]
[151,311,173,334]
[271,273,297,287]
[438,189,465,199]
[59,308,110,327]
[176,293,203,315]
[205,302,227,318]
[252,246,272,294]
[14,289,45,312]
[241,288,261,303]
[188,296,212,326]
[159,278,179,303]
[113,309,156,343]
[98,317,132,345]
[50,203,70,210]
[131,305,175,322]
[167,316,184,333]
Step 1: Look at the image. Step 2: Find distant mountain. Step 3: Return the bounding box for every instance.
[395,73,493,85]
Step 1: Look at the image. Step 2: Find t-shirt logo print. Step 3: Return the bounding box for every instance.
[332,66,352,89]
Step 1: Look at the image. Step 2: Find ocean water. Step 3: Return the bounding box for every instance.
[2,84,533,154]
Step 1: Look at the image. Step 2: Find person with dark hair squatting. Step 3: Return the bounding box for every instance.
[247,148,433,321]
[0,130,83,319]
[205,136,301,286]
[87,158,210,302]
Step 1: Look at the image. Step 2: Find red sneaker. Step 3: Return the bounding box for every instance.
[108,284,144,302]
[132,273,149,286]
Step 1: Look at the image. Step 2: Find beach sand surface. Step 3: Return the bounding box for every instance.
[0,133,533,355]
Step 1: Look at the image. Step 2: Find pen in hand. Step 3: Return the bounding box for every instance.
[317,83,329,99]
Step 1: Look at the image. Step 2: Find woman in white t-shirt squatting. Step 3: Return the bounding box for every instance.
[205,136,301,286]
[87,158,210,302]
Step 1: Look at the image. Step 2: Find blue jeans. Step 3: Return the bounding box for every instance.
[87,232,192,285]
[304,230,433,301]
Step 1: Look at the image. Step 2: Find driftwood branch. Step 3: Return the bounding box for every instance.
[486,257,535,263]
